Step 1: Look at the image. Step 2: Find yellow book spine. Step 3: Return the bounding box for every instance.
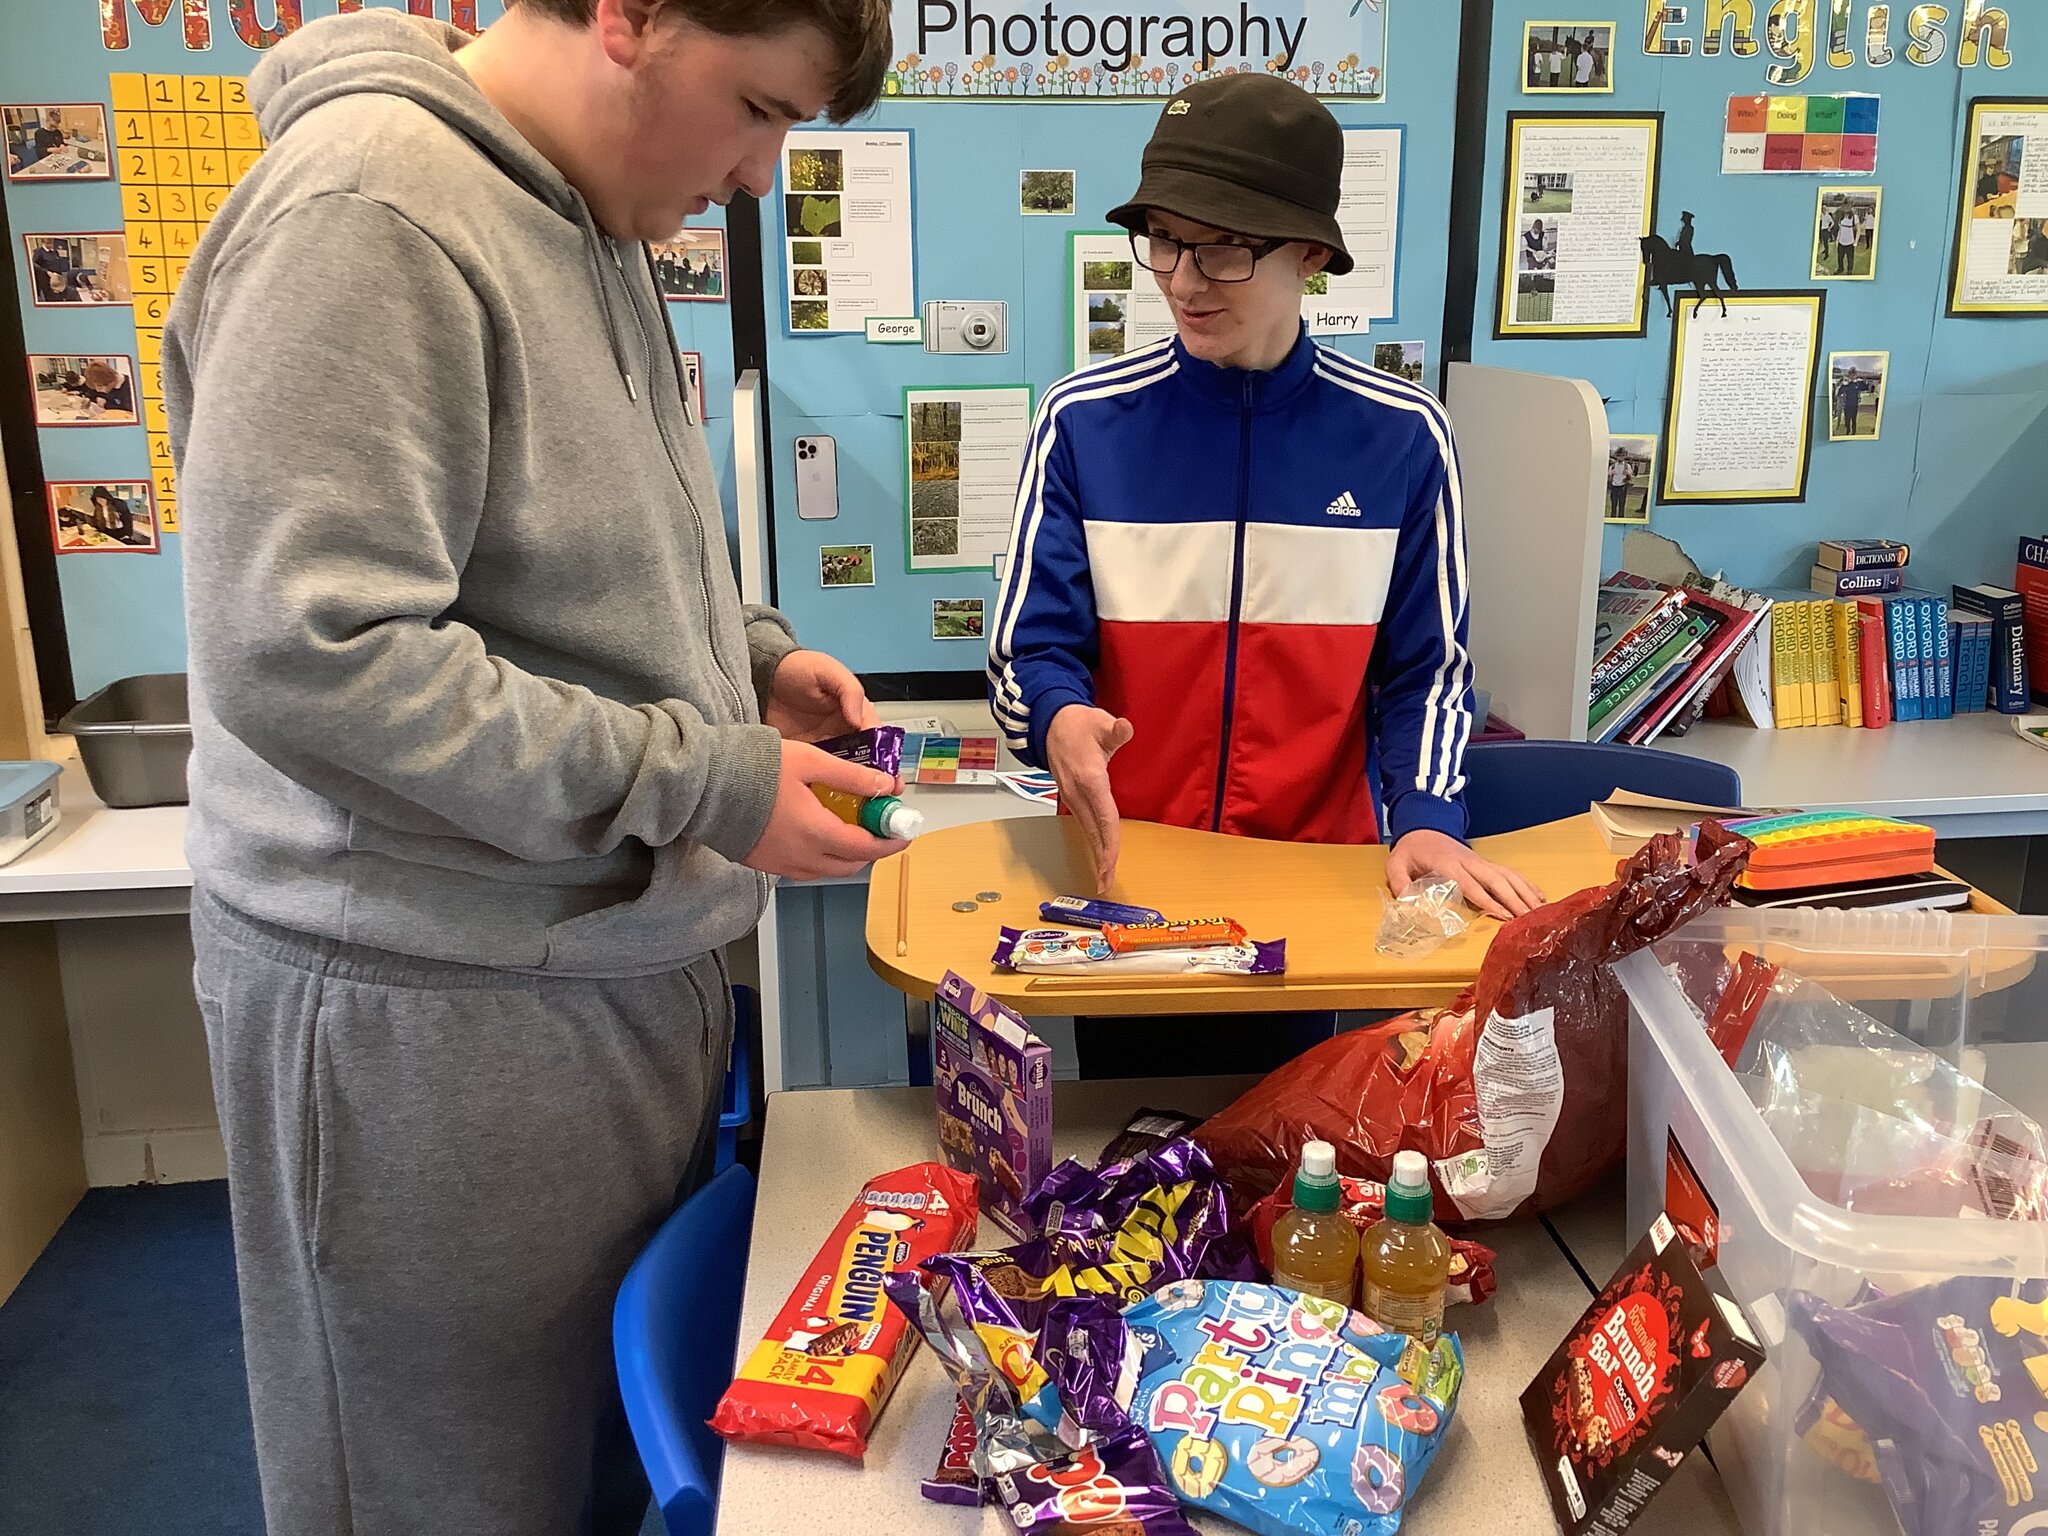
[1771,605,1801,726]
[1813,601,1841,725]
[1794,602,1816,726]
[1839,602,1864,728]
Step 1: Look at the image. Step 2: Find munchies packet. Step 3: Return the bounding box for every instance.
[1520,1213,1763,1534]
[933,970,1052,1240]
[710,1161,977,1459]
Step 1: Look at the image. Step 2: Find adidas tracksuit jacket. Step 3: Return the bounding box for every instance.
[988,328,1474,846]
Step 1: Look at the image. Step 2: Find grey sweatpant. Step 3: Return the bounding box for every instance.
[192,889,733,1536]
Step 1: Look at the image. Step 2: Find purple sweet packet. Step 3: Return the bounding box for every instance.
[1037,1297,1141,1442]
[1024,1136,1258,1283]
[1788,1275,2048,1536]
[989,1425,1201,1536]
[991,925,1287,975]
[816,725,905,779]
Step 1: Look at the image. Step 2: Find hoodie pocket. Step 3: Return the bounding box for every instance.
[540,841,766,972]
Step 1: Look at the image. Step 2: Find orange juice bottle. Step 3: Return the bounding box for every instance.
[1270,1140,1359,1306]
[812,787,924,840]
[1361,1150,1451,1346]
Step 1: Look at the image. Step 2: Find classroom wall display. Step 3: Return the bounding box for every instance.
[1372,339,1426,384]
[1605,434,1656,522]
[1302,125,1404,335]
[904,385,1033,573]
[1020,168,1076,214]
[679,351,704,422]
[779,129,915,334]
[22,231,132,306]
[5,104,112,179]
[1496,112,1663,337]
[885,0,1389,99]
[1659,291,1825,504]
[1642,0,2014,80]
[28,354,138,427]
[1069,231,1175,366]
[1826,349,1888,440]
[820,544,878,587]
[1522,22,1618,93]
[1947,98,2048,314]
[1812,185,1880,278]
[1721,92,1879,173]
[47,480,158,555]
[932,597,986,639]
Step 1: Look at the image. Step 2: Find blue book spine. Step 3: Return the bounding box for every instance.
[1959,623,1982,712]
[1972,622,1994,711]
[1917,598,1939,716]
[1934,604,1954,718]
[1888,598,1922,721]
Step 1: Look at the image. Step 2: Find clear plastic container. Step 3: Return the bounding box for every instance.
[1616,906,2048,1536]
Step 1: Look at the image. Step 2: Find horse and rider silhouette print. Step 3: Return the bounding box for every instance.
[1641,211,1739,318]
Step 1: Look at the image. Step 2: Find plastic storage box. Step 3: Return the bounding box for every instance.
[0,761,60,865]
[58,673,189,808]
[1616,907,2048,1536]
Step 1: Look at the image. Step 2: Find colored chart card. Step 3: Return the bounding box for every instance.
[1069,231,1176,369]
[111,71,266,533]
[1497,112,1664,339]
[1947,99,2048,316]
[780,129,913,334]
[1722,94,1878,175]
[904,385,1033,573]
[1303,126,1403,337]
[910,735,1000,785]
[1660,291,1824,505]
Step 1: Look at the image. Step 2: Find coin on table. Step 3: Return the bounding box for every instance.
[951,901,981,914]
[976,891,1002,903]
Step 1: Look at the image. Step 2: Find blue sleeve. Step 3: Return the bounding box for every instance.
[988,396,1099,769]
[1370,410,1475,845]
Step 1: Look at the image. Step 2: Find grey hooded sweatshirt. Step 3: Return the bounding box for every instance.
[166,12,796,976]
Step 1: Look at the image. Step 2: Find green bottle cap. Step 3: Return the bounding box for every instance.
[1385,1149,1434,1224]
[1292,1139,1340,1213]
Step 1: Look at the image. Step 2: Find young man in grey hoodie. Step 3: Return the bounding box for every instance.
[164,1,895,1530]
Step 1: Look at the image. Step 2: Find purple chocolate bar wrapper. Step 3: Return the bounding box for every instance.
[1025,1136,1257,1282]
[991,926,1286,975]
[991,1425,1200,1536]
[816,725,905,779]
[1039,1297,1139,1439]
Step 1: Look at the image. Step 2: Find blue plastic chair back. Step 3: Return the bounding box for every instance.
[1461,740,1742,839]
[716,987,756,1173]
[614,1165,757,1536]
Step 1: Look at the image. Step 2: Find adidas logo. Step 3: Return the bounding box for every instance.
[1325,491,1362,518]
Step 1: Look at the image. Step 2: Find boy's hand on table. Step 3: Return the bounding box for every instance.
[1046,704,1133,894]
[1386,829,1546,921]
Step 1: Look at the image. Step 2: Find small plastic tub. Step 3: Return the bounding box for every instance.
[0,761,61,865]
[58,674,190,808]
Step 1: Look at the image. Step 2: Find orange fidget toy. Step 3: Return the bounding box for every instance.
[1720,812,1937,891]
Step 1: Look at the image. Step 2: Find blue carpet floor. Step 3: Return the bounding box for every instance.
[0,1182,262,1536]
[0,1182,663,1536]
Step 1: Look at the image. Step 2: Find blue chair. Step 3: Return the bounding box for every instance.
[716,987,757,1174]
[1461,739,1742,839]
[614,1165,758,1536]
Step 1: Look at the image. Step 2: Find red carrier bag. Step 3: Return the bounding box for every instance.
[1196,824,1751,1223]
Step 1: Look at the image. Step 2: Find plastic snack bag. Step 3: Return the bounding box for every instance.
[1198,824,1752,1222]
[1124,1280,1464,1536]
[1375,878,1470,959]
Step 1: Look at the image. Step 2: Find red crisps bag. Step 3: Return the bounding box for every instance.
[711,1162,978,1458]
[1197,825,1750,1224]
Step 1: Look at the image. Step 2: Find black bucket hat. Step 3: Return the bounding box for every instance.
[1107,74,1353,276]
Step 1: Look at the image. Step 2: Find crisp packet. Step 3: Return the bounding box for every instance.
[923,1396,989,1506]
[1374,878,1470,959]
[991,1425,1202,1536]
[993,926,1286,976]
[710,1162,977,1459]
[1125,1281,1464,1536]
[815,724,906,778]
[1246,1176,1499,1308]
[1788,1275,2048,1536]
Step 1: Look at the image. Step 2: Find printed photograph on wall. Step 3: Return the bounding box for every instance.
[908,396,963,561]
[1604,436,1656,524]
[679,350,704,421]
[1496,113,1662,339]
[786,144,843,194]
[1371,340,1426,384]
[932,598,986,640]
[1812,187,1880,281]
[1523,23,1614,93]
[819,544,876,588]
[4,104,111,179]
[1021,169,1076,215]
[650,227,725,301]
[28,354,137,426]
[1948,102,2048,315]
[47,481,157,554]
[22,232,131,306]
[1827,352,1888,442]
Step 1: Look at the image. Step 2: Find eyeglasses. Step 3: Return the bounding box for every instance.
[1130,230,1290,284]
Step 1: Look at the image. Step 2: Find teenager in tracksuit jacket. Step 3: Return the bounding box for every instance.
[991,74,1543,929]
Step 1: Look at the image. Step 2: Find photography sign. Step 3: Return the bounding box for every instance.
[887,0,1388,99]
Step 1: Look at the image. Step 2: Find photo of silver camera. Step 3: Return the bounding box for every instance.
[923,300,1008,355]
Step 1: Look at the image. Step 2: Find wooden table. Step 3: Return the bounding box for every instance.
[865,813,1629,1016]
[719,1078,1744,1536]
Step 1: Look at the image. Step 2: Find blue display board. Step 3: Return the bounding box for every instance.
[1471,3,2048,599]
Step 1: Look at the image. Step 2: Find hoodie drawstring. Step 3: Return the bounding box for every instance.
[580,222,637,401]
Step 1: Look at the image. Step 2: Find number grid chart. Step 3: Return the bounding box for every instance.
[109,71,264,532]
